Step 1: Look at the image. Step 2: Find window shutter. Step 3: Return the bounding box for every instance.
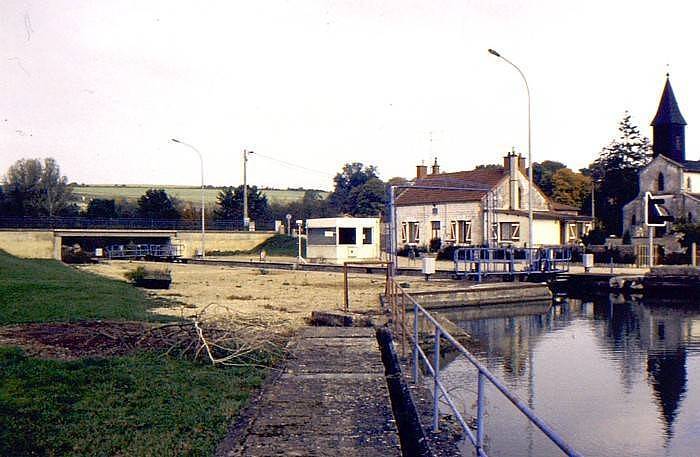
[465,222,472,242]
[512,223,520,240]
[449,221,456,240]
[401,223,407,243]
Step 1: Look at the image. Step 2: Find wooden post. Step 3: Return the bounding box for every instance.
[343,263,349,312]
[692,242,697,267]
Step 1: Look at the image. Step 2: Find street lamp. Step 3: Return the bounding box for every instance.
[170,138,205,257]
[488,48,534,250]
[243,149,254,230]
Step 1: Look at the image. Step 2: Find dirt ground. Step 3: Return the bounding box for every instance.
[77,260,391,334]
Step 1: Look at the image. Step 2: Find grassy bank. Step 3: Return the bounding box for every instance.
[0,250,166,325]
[0,348,264,456]
[207,234,306,257]
[0,251,273,455]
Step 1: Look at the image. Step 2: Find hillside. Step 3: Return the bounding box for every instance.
[71,185,328,206]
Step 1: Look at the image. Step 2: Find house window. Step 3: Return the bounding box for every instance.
[458,221,471,244]
[631,214,637,226]
[432,205,438,215]
[402,222,420,244]
[689,212,693,223]
[658,172,665,192]
[499,222,520,241]
[362,227,372,245]
[688,177,692,191]
[448,220,471,243]
[431,221,441,240]
[518,186,524,209]
[338,227,356,245]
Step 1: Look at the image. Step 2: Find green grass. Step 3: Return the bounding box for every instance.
[72,184,327,206]
[0,348,265,457]
[208,234,306,257]
[0,250,167,325]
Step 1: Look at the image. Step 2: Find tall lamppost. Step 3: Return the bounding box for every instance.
[170,138,205,257]
[243,149,254,230]
[488,48,533,249]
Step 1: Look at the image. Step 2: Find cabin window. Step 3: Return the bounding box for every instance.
[362,227,372,245]
[499,222,520,241]
[338,227,356,245]
[658,172,665,192]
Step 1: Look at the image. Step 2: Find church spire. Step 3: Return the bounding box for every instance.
[651,75,686,162]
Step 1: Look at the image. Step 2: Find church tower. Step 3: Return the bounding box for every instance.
[651,75,687,162]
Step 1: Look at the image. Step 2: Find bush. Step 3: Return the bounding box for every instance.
[437,244,457,261]
[429,238,442,253]
[582,229,607,246]
[124,266,147,283]
[396,244,427,257]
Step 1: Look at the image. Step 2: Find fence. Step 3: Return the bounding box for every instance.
[0,216,276,231]
[453,247,571,281]
[385,277,580,457]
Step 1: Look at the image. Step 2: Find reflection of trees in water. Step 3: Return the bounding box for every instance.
[443,294,699,446]
[647,348,687,442]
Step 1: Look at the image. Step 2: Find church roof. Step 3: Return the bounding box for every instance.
[683,160,700,171]
[651,76,687,126]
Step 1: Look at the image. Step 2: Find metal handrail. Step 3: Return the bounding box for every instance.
[387,277,581,457]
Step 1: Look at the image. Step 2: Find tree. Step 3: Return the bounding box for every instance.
[475,164,504,171]
[533,161,567,197]
[85,199,118,219]
[269,190,331,222]
[350,177,386,216]
[551,168,591,208]
[587,112,652,235]
[136,189,180,220]
[1,158,74,217]
[328,162,378,214]
[214,185,270,223]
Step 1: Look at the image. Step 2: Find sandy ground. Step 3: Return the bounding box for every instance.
[77,261,466,335]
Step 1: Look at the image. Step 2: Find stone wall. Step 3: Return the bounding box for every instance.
[176,231,274,257]
[0,230,55,259]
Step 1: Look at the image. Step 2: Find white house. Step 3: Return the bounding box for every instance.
[305,217,381,263]
[395,154,592,250]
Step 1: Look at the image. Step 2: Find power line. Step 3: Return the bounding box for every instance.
[252,152,335,178]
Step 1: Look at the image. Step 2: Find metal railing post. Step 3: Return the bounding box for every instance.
[433,326,441,432]
[401,290,406,358]
[477,371,486,455]
[413,302,419,384]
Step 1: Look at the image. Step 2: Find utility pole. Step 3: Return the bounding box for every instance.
[243,149,254,230]
[591,181,595,228]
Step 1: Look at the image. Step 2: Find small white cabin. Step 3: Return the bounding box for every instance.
[306,217,381,263]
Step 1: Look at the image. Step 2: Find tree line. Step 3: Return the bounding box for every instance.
[0,159,387,225]
[0,113,684,239]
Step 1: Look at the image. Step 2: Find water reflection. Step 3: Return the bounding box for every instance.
[434,294,700,457]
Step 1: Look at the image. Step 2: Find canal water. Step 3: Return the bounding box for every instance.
[432,294,700,457]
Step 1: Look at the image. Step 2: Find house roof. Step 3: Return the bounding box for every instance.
[395,168,505,206]
[495,209,593,221]
[651,77,687,126]
[549,201,581,212]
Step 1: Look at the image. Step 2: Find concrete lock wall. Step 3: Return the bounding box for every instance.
[0,230,56,259]
[176,231,274,257]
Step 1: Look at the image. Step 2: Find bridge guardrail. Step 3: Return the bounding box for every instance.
[386,277,580,457]
[0,216,275,232]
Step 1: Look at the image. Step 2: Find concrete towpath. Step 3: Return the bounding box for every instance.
[218,326,402,457]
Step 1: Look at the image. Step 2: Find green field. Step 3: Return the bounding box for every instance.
[72,184,327,206]
[0,251,270,456]
[0,250,166,325]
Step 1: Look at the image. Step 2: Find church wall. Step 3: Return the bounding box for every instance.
[639,156,683,194]
[684,171,700,193]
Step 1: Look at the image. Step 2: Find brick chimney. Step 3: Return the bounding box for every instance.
[518,154,527,173]
[431,157,440,175]
[504,150,519,209]
[416,163,428,179]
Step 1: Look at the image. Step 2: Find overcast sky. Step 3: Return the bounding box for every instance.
[1,0,698,190]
